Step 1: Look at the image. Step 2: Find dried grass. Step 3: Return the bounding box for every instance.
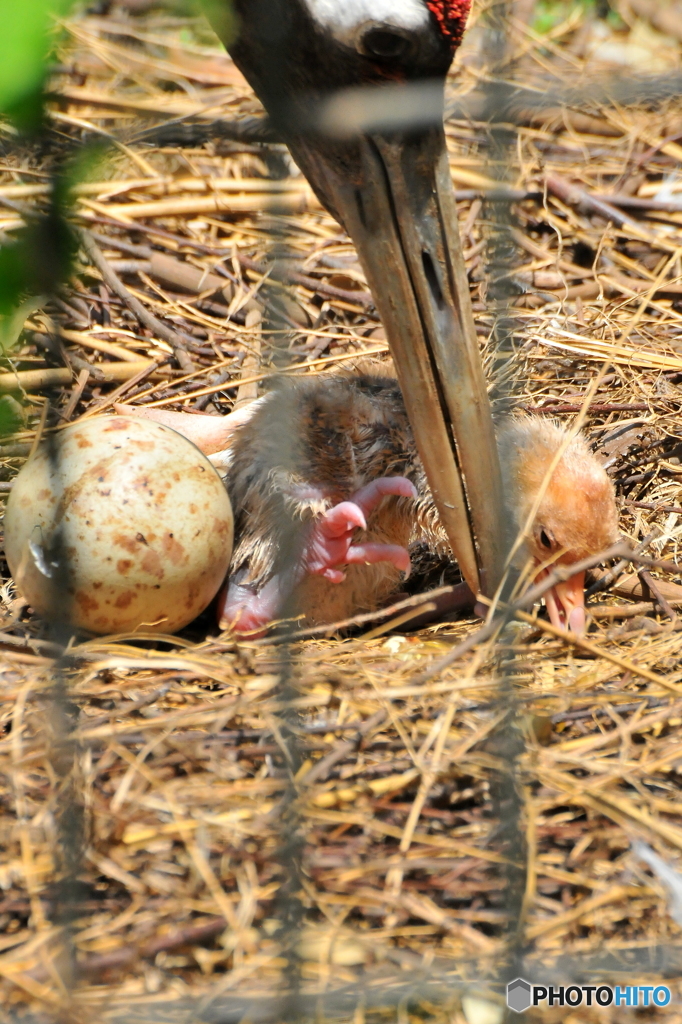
[2,1,682,1021]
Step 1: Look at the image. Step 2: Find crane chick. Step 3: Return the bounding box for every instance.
[120,367,619,635]
[215,368,617,633]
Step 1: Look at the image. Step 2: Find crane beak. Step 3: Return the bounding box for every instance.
[287,114,505,597]
[543,570,586,635]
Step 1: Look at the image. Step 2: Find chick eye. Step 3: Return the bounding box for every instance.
[358,27,411,59]
[538,528,554,551]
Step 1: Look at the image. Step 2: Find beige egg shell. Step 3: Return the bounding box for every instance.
[4,416,233,635]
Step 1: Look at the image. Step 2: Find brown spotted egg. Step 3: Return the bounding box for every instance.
[4,416,233,635]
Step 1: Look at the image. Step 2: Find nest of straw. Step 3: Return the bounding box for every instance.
[3,1,682,1020]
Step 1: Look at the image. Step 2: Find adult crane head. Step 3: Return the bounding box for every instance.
[205,0,505,597]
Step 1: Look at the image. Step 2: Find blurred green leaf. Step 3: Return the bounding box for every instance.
[0,395,27,434]
[0,201,76,319]
[200,0,237,48]
[0,0,74,126]
[532,0,606,35]
[0,295,45,353]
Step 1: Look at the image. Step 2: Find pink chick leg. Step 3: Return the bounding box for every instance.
[303,476,417,582]
[219,476,417,635]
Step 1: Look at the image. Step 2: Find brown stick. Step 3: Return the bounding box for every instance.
[83,229,370,312]
[237,254,374,309]
[60,367,90,421]
[302,709,387,785]
[597,194,682,215]
[627,552,682,577]
[586,531,662,597]
[590,567,682,607]
[149,251,234,304]
[138,345,389,410]
[78,228,196,373]
[78,916,228,976]
[96,190,317,220]
[625,499,682,516]
[638,569,678,621]
[526,402,650,414]
[0,361,161,394]
[80,361,165,419]
[589,602,654,619]
[45,326,141,362]
[546,173,645,231]
[600,270,682,298]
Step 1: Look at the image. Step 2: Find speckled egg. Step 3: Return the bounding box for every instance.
[4,416,233,635]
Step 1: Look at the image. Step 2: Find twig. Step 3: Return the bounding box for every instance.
[586,531,660,597]
[589,567,682,607]
[589,601,654,618]
[551,697,670,723]
[138,344,389,409]
[238,254,374,308]
[0,361,158,394]
[83,217,374,308]
[78,228,195,373]
[60,328,139,362]
[627,551,682,576]
[78,915,228,976]
[27,400,49,462]
[638,569,678,621]
[599,194,682,214]
[546,173,648,232]
[625,498,682,516]
[234,305,263,410]
[60,366,90,421]
[131,113,279,146]
[83,226,370,313]
[77,360,165,420]
[358,601,437,641]
[526,402,649,414]
[301,710,387,785]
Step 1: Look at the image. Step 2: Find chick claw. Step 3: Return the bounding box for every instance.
[304,476,417,583]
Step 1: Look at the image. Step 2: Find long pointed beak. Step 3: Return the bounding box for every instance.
[544,570,586,634]
[288,121,505,596]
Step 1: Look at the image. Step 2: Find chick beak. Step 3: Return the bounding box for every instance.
[543,570,586,635]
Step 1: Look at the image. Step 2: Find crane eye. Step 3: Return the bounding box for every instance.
[358,27,412,59]
[538,528,554,551]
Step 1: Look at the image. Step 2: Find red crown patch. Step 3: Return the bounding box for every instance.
[425,0,471,48]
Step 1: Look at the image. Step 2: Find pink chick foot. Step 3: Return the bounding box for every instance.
[219,476,417,635]
[304,476,417,582]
